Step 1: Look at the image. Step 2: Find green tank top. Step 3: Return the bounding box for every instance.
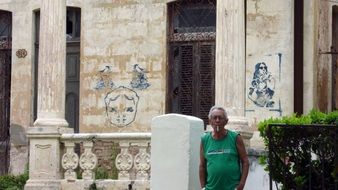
[201,130,241,190]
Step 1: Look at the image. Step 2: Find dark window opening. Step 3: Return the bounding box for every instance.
[66,8,81,41]
[0,10,12,175]
[171,1,216,33]
[294,0,304,115]
[332,5,338,111]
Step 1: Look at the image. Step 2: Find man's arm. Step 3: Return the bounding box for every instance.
[199,142,206,189]
[236,135,249,190]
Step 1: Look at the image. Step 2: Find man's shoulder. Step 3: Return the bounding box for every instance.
[227,130,240,141]
[201,131,211,141]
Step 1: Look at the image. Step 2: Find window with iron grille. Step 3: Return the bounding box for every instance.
[0,10,12,175]
[167,0,216,127]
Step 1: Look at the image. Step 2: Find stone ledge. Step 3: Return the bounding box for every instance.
[27,126,73,138]
[24,179,61,190]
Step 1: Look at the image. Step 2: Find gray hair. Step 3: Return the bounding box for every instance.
[208,106,228,119]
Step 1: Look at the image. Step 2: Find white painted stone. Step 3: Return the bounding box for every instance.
[249,131,265,149]
[9,145,28,175]
[151,114,204,190]
[216,0,246,117]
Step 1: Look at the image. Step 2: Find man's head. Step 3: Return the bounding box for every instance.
[208,106,229,129]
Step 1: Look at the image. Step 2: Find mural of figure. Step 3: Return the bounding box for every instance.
[130,64,150,90]
[104,86,139,127]
[95,66,115,90]
[248,62,275,107]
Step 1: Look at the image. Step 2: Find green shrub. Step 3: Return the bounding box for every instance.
[0,168,29,190]
[94,167,109,179]
[258,109,338,189]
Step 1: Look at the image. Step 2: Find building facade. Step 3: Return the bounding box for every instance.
[0,0,337,175]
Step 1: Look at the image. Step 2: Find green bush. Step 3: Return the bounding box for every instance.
[258,109,338,189]
[0,168,29,190]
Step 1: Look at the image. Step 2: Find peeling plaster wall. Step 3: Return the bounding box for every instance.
[245,0,294,126]
[1,0,84,175]
[0,0,35,175]
[80,0,167,132]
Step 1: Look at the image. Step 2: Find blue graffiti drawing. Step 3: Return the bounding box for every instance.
[248,62,276,107]
[105,86,139,127]
[95,66,115,90]
[130,64,150,90]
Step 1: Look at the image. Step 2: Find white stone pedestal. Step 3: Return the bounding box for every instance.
[151,114,204,190]
[24,127,72,190]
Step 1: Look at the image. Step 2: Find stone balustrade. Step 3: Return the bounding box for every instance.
[60,133,151,182]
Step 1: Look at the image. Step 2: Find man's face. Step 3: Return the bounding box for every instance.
[209,109,228,128]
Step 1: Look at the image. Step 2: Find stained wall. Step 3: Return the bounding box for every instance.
[2,0,336,175]
[245,0,294,126]
[79,0,168,133]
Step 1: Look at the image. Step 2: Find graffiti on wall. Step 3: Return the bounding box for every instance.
[104,86,139,127]
[248,62,275,107]
[94,64,150,127]
[95,66,115,90]
[246,53,283,116]
[130,64,150,90]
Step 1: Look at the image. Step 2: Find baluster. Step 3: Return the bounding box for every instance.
[62,141,79,180]
[115,141,133,180]
[134,141,151,180]
[79,141,97,180]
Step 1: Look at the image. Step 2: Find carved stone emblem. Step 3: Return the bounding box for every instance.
[16,49,27,58]
[62,152,79,180]
[134,152,150,171]
[115,152,133,171]
[79,150,97,180]
[134,150,150,180]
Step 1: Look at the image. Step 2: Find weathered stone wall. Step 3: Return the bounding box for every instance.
[0,0,39,175]
[80,0,167,133]
[3,0,336,175]
[245,0,294,127]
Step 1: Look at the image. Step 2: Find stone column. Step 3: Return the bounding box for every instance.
[25,0,68,189]
[215,0,252,145]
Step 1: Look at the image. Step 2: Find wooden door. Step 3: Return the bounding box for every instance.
[168,41,215,125]
[65,8,81,132]
[167,0,216,126]
[66,43,80,133]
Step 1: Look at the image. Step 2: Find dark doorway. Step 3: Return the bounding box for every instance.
[0,10,12,175]
[34,8,81,133]
[65,8,81,133]
[332,6,338,111]
[167,0,216,126]
[294,0,304,115]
